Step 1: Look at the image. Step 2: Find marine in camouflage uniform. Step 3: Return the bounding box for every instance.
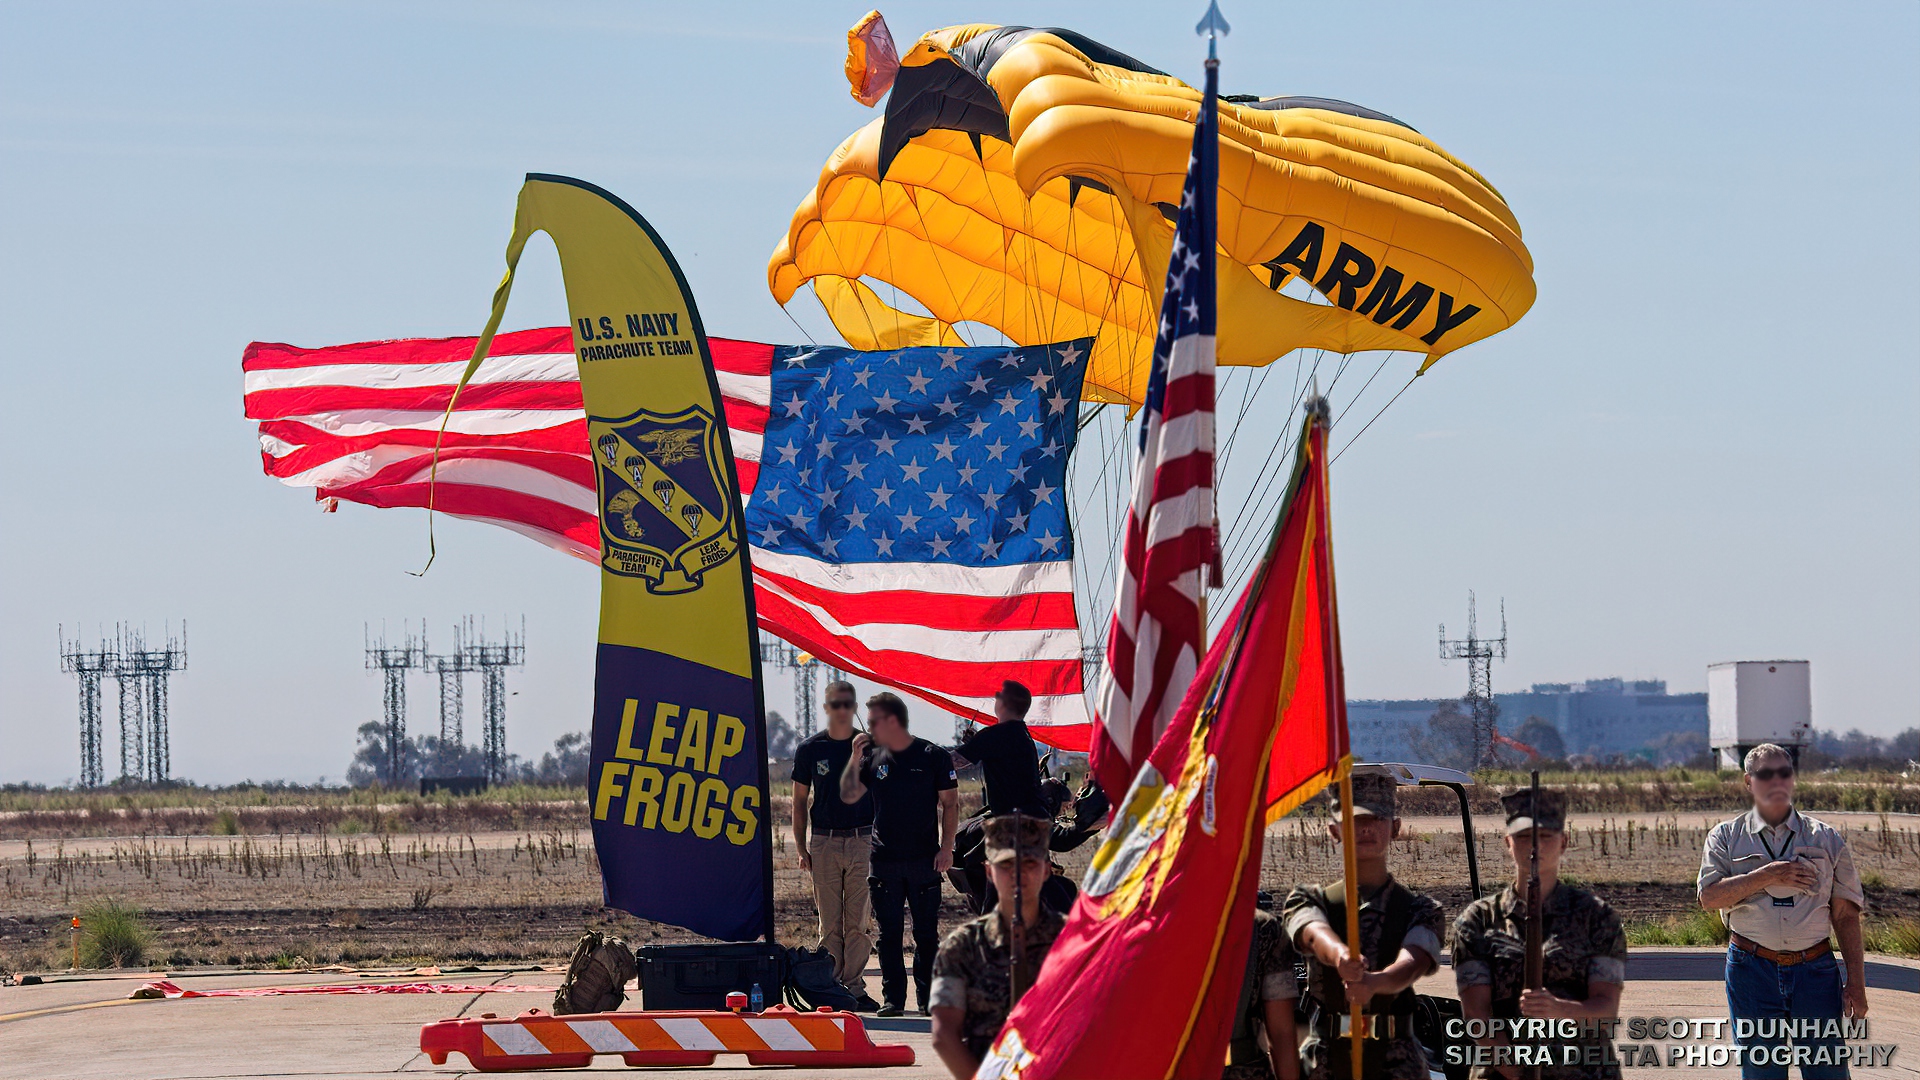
[929,814,1066,1069]
[1223,905,1301,1080]
[1285,769,1446,1080]
[1448,789,1627,1080]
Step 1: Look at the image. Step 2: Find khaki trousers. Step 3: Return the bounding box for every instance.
[807,833,873,996]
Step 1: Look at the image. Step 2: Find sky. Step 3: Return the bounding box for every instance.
[1,2,1914,786]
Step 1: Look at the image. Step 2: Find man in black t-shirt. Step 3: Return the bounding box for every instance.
[840,691,959,1016]
[951,680,1048,817]
[789,680,879,1009]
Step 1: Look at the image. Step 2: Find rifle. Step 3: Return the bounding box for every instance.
[1523,770,1543,1080]
[1009,820,1030,1004]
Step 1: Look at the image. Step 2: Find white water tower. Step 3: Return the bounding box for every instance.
[1708,661,1811,770]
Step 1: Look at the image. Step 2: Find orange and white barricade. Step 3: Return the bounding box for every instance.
[419,1003,915,1071]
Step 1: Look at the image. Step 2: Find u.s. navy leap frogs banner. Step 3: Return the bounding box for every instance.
[450,174,771,942]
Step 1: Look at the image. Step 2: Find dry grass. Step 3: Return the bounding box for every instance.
[0,799,980,973]
[10,778,1920,971]
[1393,768,1920,816]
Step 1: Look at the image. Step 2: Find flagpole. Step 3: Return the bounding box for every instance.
[1197,0,1228,653]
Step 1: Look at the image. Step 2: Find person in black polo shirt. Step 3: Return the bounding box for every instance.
[790,679,880,1011]
[840,691,959,1016]
[950,680,1048,816]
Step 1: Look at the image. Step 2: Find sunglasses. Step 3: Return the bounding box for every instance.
[826,699,857,709]
[1750,766,1794,781]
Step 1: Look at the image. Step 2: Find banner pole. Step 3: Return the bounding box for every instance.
[1339,764,1363,1079]
[753,636,777,944]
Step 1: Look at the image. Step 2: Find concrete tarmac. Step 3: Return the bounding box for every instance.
[4,952,1918,1079]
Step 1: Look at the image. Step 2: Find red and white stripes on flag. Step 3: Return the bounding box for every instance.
[245,327,764,559]
[1089,65,1221,799]
[242,327,1092,743]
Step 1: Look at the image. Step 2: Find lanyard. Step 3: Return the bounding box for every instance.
[1758,824,1796,862]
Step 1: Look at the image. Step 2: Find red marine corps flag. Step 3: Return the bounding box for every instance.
[981,398,1350,1080]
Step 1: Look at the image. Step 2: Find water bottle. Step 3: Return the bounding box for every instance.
[749,982,764,1013]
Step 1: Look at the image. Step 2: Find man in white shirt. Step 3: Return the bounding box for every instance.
[1699,743,1867,1079]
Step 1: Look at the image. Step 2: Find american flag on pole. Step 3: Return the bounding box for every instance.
[1089,62,1220,799]
[243,329,1096,742]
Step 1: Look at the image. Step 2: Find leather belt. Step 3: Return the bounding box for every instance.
[1731,932,1832,966]
[817,827,874,838]
[1324,1013,1406,1039]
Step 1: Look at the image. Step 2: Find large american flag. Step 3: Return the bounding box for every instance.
[243,329,1096,744]
[1090,61,1220,796]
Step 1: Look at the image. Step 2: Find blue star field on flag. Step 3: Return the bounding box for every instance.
[744,339,1094,566]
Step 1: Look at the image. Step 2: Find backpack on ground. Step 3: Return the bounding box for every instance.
[553,930,637,1015]
[782,945,858,1012]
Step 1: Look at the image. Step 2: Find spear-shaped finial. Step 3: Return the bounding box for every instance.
[1196,0,1230,60]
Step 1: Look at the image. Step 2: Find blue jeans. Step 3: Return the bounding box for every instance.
[1725,944,1848,1079]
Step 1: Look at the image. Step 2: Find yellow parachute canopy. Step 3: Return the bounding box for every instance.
[770,21,1535,406]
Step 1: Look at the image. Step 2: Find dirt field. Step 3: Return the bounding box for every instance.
[9,789,1920,974]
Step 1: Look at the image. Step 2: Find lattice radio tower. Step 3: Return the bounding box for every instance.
[366,623,425,787]
[430,622,475,748]
[113,623,187,784]
[59,626,117,788]
[757,640,848,738]
[1439,592,1508,768]
[462,617,526,784]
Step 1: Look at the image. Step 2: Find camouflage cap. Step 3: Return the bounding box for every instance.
[1328,768,1398,819]
[983,813,1051,864]
[1501,788,1567,835]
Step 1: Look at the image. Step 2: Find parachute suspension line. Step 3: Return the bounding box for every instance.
[1042,177,1082,367]
[1067,216,1144,651]
[779,302,817,346]
[1046,182,1072,344]
[1217,359,1279,472]
[974,134,1037,358]
[1095,407,1131,646]
[911,178,984,346]
[809,196,892,352]
[1221,348,1321,565]
[1218,348,1330,591]
[1333,351,1399,429]
[1080,406,1130,647]
[1331,371,1421,464]
[1221,413,1313,595]
[1321,351,1359,399]
[1075,409,1113,614]
[893,177,979,347]
[1085,218,1147,639]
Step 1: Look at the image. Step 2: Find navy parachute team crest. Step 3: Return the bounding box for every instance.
[590,404,741,593]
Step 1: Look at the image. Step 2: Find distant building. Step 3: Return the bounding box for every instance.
[1347,678,1709,763]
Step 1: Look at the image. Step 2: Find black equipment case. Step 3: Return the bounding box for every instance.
[634,942,787,1011]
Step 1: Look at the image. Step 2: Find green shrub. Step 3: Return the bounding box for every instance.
[79,900,153,968]
[213,809,241,836]
[1626,907,1730,947]
[1864,919,1920,957]
[269,949,309,970]
[336,817,367,835]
